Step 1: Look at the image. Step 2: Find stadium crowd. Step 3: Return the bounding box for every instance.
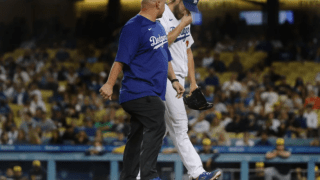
[0,14,319,152]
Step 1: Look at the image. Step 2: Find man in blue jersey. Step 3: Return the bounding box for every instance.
[99,0,185,180]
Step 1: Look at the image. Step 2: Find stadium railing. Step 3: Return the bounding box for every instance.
[0,145,319,180]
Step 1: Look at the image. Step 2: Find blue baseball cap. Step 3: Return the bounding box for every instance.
[183,0,199,13]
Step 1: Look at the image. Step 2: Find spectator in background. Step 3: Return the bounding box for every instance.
[0,176,6,180]
[111,130,126,147]
[249,162,265,180]
[222,74,242,98]
[14,130,28,145]
[310,138,320,146]
[43,76,58,92]
[225,114,246,133]
[235,131,254,146]
[202,50,214,67]
[203,86,214,102]
[228,54,243,74]
[29,83,42,101]
[38,112,56,133]
[303,104,318,137]
[93,129,104,144]
[95,113,114,133]
[30,95,46,115]
[292,167,307,180]
[6,167,14,180]
[304,90,320,110]
[13,66,30,84]
[205,68,219,87]
[78,119,97,137]
[255,131,272,146]
[12,166,26,180]
[28,127,42,145]
[51,110,66,128]
[29,160,46,180]
[49,130,62,145]
[0,132,13,145]
[62,125,76,144]
[4,81,15,101]
[213,97,228,113]
[199,138,216,154]
[74,130,89,145]
[265,138,291,180]
[209,111,230,145]
[20,112,38,134]
[55,47,70,61]
[85,140,106,156]
[190,112,210,134]
[12,86,28,105]
[209,52,226,73]
[276,76,291,95]
[0,98,11,116]
[260,86,279,114]
[66,68,78,85]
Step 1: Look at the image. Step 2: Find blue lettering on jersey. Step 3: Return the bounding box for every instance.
[170,26,190,43]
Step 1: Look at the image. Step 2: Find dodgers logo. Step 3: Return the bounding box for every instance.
[150,34,168,50]
[170,26,190,43]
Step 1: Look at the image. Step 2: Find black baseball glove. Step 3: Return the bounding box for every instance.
[183,87,213,110]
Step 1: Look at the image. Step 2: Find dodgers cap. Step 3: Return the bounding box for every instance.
[183,0,199,13]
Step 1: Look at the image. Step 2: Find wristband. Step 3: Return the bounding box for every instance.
[171,79,179,83]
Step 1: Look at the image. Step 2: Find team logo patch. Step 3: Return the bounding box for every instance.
[150,34,168,50]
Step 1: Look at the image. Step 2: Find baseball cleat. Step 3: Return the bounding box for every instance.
[197,170,222,180]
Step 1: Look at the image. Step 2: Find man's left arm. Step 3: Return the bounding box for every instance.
[187,48,198,95]
[278,150,291,158]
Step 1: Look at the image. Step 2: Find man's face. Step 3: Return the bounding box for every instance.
[261,133,268,141]
[156,0,166,18]
[276,145,284,151]
[203,145,211,152]
[173,0,190,20]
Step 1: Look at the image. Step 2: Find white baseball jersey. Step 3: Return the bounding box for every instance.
[158,4,194,78]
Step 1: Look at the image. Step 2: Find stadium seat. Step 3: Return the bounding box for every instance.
[45,103,52,116]
[58,81,68,88]
[8,104,23,116]
[41,90,53,103]
[14,117,22,128]
[196,67,208,81]
[3,53,13,60]
[47,49,58,59]
[87,62,104,73]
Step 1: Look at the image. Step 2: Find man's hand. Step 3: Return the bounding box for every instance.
[181,14,193,27]
[99,83,113,100]
[172,81,185,99]
[189,83,198,96]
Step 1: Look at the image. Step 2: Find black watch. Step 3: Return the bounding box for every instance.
[171,79,179,83]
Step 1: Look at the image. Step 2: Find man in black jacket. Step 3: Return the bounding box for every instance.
[29,160,47,180]
[265,138,291,180]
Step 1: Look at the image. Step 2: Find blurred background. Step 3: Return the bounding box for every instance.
[0,0,320,180]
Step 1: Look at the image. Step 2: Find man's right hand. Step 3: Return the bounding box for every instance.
[172,81,185,99]
[181,14,193,27]
[99,83,113,100]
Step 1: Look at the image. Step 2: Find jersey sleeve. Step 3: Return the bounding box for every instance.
[115,24,140,65]
[186,25,194,49]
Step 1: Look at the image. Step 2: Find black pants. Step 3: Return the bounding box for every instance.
[120,96,166,180]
